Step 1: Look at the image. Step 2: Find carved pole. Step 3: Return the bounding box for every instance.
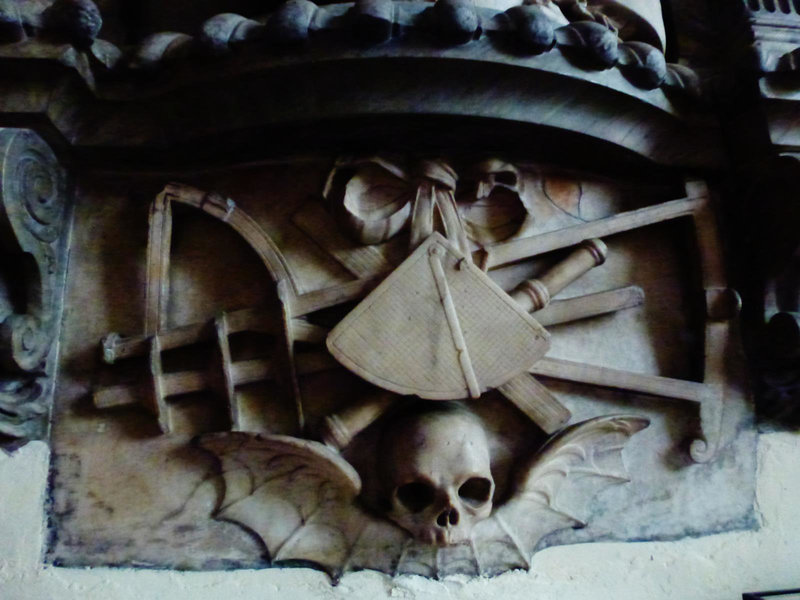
[321,238,610,446]
[509,238,608,312]
[318,392,396,450]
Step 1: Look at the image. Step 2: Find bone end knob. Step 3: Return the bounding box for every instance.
[510,238,608,312]
[319,393,396,451]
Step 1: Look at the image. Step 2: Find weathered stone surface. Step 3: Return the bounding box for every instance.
[353,0,395,45]
[0,0,25,43]
[434,0,480,44]
[46,162,755,574]
[3,0,800,588]
[41,0,103,49]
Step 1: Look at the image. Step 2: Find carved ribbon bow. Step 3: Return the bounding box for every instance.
[408,159,471,260]
[324,156,471,259]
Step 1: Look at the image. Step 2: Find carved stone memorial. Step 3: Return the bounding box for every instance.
[1,0,784,585]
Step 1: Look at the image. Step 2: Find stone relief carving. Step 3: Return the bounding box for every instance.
[94,183,308,435]
[0,128,70,444]
[198,408,648,578]
[556,0,666,50]
[58,154,753,577]
[92,167,735,464]
[0,0,785,587]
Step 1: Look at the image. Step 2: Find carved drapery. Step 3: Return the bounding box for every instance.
[0,128,71,444]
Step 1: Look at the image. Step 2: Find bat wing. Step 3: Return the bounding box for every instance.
[469,415,650,576]
[199,416,647,579]
[199,432,408,578]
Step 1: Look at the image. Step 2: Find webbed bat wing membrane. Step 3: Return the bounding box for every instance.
[471,416,649,576]
[199,432,408,577]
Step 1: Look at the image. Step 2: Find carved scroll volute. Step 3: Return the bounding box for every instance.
[0,128,69,375]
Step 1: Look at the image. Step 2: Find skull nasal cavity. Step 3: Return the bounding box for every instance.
[437,509,459,527]
[397,481,435,512]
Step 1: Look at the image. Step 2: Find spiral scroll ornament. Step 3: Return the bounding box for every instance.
[0,130,68,245]
[0,128,69,441]
[19,157,64,243]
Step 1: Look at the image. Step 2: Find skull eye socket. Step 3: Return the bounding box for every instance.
[396,481,435,513]
[458,477,492,507]
[494,171,517,187]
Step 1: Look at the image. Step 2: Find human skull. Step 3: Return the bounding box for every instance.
[380,403,495,546]
[458,160,533,245]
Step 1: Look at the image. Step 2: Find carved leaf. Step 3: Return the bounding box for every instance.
[130,32,196,70]
[41,0,103,49]
[618,41,667,89]
[555,21,620,68]
[663,64,703,99]
[522,0,569,27]
[433,0,480,46]
[199,13,265,54]
[353,0,395,46]
[556,0,615,31]
[264,0,318,45]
